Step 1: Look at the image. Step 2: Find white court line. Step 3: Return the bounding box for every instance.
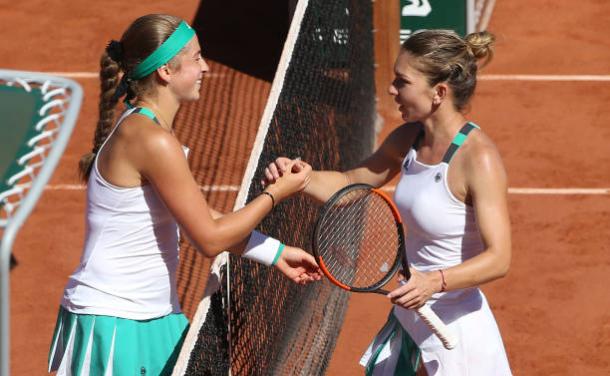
[45,72,227,79]
[41,72,610,82]
[479,74,610,82]
[380,186,609,195]
[44,184,240,192]
[45,72,98,78]
[507,188,610,195]
[45,184,609,195]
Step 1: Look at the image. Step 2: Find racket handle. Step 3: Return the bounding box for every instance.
[415,305,458,350]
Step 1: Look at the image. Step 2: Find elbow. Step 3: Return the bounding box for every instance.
[494,252,511,279]
[183,232,225,258]
[496,263,510,279]
[180,217,237,258]
[195,240,226,258]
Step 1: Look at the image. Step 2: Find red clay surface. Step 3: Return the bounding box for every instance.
[3,0,610,375]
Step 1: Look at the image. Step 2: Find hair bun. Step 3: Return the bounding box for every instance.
[465,31,495,67]
[106,40,123,62]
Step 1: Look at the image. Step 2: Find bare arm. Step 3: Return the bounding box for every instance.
[205,208,249,253]
[266,123,420,203]
[137,130,309,258]
[206,207,321,284]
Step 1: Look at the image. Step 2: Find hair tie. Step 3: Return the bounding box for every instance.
[123,79,136,106]
[111,74,130,102]
[450,63,464,79]
[106,40,123,62]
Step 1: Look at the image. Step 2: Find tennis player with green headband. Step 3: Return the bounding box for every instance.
[48,14,320,375]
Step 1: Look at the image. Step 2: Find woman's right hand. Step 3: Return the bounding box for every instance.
[264,156,349,204]
[387,268,441,309]
[275,245,322,285]
[263,158,311,202]
[263,157,296,185]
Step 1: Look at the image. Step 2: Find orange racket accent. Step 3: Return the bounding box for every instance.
[317,257,352,291]
[372,188,402,224]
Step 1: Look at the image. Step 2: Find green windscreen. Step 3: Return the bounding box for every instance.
[0,85,44,193]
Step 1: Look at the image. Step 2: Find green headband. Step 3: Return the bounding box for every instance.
[130,21,196,80]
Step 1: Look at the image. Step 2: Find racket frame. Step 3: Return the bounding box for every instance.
[312,183,403,293]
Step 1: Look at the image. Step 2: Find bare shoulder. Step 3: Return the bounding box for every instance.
[118,116,185,169]
[461,129,507,186]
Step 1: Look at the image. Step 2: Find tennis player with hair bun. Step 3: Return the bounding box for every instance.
[266,29,512,375]
[48,14,320,375]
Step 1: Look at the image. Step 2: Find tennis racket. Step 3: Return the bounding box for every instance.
[312,183,457,350]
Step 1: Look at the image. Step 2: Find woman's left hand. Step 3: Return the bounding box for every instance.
[387,268,440,309]
[275,246,323,285]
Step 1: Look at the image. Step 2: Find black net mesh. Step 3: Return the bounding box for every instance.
[179,0,375,374]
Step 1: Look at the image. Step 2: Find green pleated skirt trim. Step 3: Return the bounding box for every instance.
[361,311,420,376]
[48,306,189,376]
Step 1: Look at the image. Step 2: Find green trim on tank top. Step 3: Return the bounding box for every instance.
[132,107,161,126]
[442,122,479,164]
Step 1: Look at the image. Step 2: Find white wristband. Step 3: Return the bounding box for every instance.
[242,230,282,266]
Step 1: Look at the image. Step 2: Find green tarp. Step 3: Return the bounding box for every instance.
[0,85,44,193]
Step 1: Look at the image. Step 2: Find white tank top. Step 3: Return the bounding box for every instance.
[62,108,187,320]
[393,123,484,273]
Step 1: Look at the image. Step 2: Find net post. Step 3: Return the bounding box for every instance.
[477,0,496,31]
[467,0,476,33]
[372,0,401,140]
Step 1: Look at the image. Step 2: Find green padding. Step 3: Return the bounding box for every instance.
[0,85,44,193]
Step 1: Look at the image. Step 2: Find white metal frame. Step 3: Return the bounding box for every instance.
[0,69,82,376]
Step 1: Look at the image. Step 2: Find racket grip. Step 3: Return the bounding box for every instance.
[415,305,458,350]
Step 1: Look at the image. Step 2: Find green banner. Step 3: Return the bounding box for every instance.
[400,0,470,43]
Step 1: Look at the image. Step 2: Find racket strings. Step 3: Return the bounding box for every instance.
[318,193,371,275]
[316,190,401,289]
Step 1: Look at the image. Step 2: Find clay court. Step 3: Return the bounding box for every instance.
[3,0,609,375]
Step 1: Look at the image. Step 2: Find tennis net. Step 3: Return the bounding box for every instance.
[173,0,375,374]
